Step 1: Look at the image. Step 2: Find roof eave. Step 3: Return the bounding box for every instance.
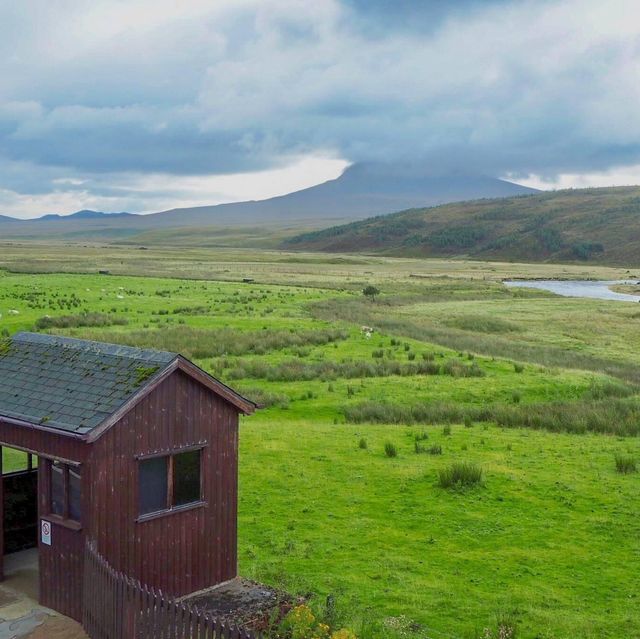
[175,356,257,415]
[0,412,88,440]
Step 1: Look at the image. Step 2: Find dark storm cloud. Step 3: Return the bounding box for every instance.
[0,0,639,216]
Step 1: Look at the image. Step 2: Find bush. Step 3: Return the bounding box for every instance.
[438,462,483,489]
[384,442,398,458]
[615,453,637,474]
[414,441,426,454]
[358,438,368,450]
[443,425,452,436]
[513,362,525,373]
[428,444,443,455]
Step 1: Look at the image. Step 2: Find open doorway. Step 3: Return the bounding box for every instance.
[1,448,39,601]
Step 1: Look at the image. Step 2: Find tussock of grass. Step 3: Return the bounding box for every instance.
[438,462,483,489]
[614,453,637,474]
[233,385,290,409]
[384,442,398,458]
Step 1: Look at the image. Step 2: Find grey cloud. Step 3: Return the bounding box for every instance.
[0,0,639,214]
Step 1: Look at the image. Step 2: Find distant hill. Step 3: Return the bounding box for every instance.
[285,186,640,266]
[0,164,535,242]
[37,210,135,221]
[150,163,537,225]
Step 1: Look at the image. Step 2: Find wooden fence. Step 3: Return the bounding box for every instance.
[83,541,263,639]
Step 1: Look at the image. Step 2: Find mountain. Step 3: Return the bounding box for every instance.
[150,163,537,225]
[0,164,536,242]
[37,210,136,221]
[285,186,640,266]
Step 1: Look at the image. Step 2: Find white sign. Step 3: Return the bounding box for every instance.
[41,520,52,546]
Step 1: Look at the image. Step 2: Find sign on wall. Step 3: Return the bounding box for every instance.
[41,520,52,546]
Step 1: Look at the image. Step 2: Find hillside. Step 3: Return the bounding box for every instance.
[285,186,640,265]
[0,163,534,243]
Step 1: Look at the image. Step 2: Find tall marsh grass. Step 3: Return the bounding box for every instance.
[224,357,482,382]
[66,326,348,359]
[343,398,640,436]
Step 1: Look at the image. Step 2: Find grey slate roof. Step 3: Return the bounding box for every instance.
[0,333,176,435]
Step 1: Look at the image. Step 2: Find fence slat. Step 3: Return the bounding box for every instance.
[82,541,260,639]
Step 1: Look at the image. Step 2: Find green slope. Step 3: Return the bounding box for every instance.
[285,186,640,265]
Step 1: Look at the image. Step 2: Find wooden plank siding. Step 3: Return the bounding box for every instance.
[0,366,241,623]
[87,369,240,596]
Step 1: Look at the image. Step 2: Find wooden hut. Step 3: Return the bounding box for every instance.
[0,332,255,622]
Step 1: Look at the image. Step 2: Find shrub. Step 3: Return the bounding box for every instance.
[414,431,429,441]
[407,352,416,361]
[511,391,522,404]
[414,441,426,454]
[384,442,398,458]
[464,415,473,428]
[362,285,380,301]
[428,444,443,455]
[615,453,637,474]
[513,362,525,373]
[358,438,368,450]
[443,425,452,436]
[438,462,483,489]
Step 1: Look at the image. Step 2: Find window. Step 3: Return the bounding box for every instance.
[139,457,168,515]
[49,461,82,523]
[138,449,202,517]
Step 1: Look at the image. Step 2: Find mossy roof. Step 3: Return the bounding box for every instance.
[0,332,176,434]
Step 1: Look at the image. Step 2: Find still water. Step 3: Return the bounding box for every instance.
[503,279,640,302]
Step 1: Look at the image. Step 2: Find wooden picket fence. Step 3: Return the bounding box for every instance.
[83,541,263,639]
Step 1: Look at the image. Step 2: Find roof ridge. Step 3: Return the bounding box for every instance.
[13,332,176,364]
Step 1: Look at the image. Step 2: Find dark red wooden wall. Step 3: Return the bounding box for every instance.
[87,369,240,596]
[0,367,240,621]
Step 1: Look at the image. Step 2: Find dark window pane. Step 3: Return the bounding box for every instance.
[69,468,82,522]
[173,450,201,507]
[51,462,65,516]
[139,457,168,515]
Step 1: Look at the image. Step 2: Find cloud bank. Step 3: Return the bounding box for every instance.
[1,0,639,217]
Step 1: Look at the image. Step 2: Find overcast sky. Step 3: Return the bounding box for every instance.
[1,0,640,218]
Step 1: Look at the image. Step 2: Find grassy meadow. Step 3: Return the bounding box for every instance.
[0,246,639,638]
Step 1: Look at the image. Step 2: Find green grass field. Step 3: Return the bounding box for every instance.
[0,248,639,638]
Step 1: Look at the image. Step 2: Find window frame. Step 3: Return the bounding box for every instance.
[47,459,82,530]
[136,445,206,523]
